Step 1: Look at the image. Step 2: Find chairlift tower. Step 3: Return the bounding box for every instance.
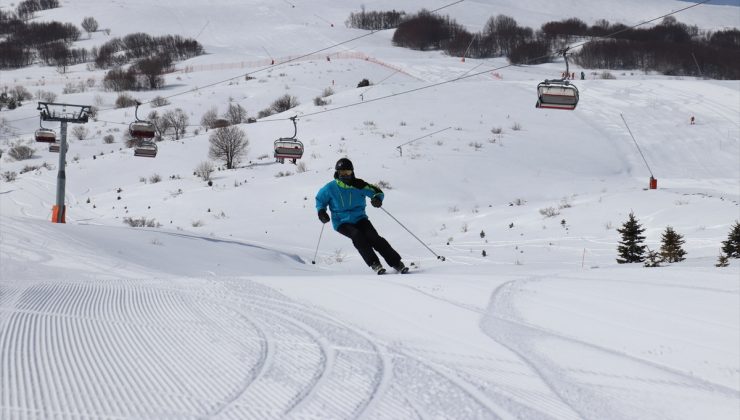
[37,102,91,223]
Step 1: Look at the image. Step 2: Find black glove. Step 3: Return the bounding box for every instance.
[370,197,382,208]
[318,209,330,223]
[349,178,368,189]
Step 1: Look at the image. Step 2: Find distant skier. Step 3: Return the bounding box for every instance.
[316,158,408,274]
[690,115,695,125]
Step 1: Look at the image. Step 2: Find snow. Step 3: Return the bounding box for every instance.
[1,0,739,419]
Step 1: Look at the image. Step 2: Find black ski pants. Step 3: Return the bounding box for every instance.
[337,218,401,267]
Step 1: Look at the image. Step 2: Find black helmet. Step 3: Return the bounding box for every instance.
[335,158,353,171]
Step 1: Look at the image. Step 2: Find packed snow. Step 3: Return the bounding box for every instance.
[1,0,739,419]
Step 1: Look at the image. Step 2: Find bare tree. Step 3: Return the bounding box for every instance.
[162,108,189,140]
[135,56,170,89]
[200,106,219,130]
[224,102,247,124]
[81,17,99,36]
[208,126,248,169]
[194,160,215,181]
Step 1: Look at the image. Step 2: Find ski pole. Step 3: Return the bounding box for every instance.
[380,207,446,261]
[311,224,325,264]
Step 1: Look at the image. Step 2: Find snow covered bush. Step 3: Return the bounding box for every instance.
[194,161,215,181]
[1,171,17,182]
[71,125,89,140]
[8,143,34,161]
[539,206,560,218]
[122,217,160,228]
[270,94,299,113]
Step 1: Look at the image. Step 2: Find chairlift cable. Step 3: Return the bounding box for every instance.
[153,0,465,103]
[620,113,655,178]
[2,0,466,128]
[396,127,452,149]
[1,0,713,131]
[260,0,714,121]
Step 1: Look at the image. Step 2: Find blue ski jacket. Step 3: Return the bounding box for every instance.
[316,178,384,231]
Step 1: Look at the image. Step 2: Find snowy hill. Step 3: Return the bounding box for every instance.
[1,0,739,419]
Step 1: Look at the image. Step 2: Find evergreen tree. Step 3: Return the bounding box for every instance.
[716,250,730,268]
[721,221,740,258]
[659,226,686,263]
[643,247,663,267]
[616,212,646,263]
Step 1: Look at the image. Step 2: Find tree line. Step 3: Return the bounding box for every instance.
[345,7,406,30]
[356,8,739,79]
[0,9,203,74]
[92,33,203,69]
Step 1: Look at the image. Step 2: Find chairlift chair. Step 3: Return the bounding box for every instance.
[536,81,579,110]
[536,48,579,111]
[129,101,156,139]
[129,121,156,139]
[134,140,158,158]
[35,127,57,143]
[49,142,60,153]
[274,116,304,164]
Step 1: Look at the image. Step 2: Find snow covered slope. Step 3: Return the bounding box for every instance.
[1,0,739,419]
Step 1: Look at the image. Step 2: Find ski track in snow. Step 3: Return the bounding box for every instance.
[2,274,550,420]
[480,275,740,420]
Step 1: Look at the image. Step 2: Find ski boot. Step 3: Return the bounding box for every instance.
[370,263,386,275]
[393,261,409,274]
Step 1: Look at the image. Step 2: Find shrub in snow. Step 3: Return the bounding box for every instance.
[195,161,215,181]
[539,207,560,218]
[659,226,686,263]
[295,161,307,173]
[123,217,160,228]
[257,108,275,119]
[1,171,18,182]
[376,180,392,190]
[357,78,370,88]
[36,90,57,103]
[8,144,34,161]
[103,134,114,144]
[148,173,162,184]
[616,212,646,263]
[150,96,170,107]
[716,251,730,267]
[643,247,663,267]
[313,96,329,106]
[115,93,137,108]
[71,125,89,140]
[270,94,299,114]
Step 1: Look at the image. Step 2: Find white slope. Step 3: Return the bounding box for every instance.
[1,1,739,419]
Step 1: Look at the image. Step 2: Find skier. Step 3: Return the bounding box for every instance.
[316,158,408,274]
